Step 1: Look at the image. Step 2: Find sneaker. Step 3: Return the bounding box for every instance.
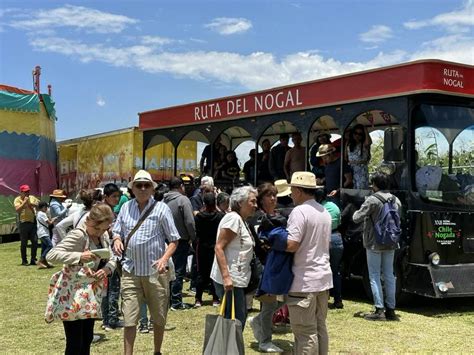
[258,342,284,353]
[103,325,114,331]
[364,308,386,321]
[329,301,344,309]
[37,261,48,269]
[148,321,154,331]
[385,308,400,321]
[138,324,149,333]
[170,303,192,311]
[165,323,176,331]
[92,334,102,343]
[109,320,125,329]
[21,261,29,266]
[194,300,202,308]
[249,316,263,343]
[212,300,220,307]
[188,287,196,295]
[30,260,37,266]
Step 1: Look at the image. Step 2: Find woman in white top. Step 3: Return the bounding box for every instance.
[53,189,101,246]
[211,186,258,328]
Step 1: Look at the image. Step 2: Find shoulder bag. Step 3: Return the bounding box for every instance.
[45,230,105,323]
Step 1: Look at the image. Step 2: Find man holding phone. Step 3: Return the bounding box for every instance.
[14,184,39,266]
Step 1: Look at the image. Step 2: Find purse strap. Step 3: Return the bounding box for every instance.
[219,290,235,320]
[123,200,158,255]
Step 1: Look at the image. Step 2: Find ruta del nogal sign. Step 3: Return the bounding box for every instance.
[194,88,303,121]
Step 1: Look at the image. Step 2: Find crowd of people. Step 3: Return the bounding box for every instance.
[200,125,373,192]
[14,142,403,355]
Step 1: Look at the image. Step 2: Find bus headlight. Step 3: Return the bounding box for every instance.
[436,282,448,293]
[429,252,440,266]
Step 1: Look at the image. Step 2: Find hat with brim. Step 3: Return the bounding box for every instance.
[128,170,158,189]
[289,171,324,189]
[315,144,336,157]
[50,189,67,199]
[275,179,291,197]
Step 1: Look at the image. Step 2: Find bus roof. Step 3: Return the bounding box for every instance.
[139,59,474,131]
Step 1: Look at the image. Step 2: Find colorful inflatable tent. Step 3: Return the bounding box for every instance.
[0,84,57,234]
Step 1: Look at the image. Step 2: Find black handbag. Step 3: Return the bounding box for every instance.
[245,252,262,294]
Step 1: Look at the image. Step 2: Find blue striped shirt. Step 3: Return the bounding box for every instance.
[112,197,180,276]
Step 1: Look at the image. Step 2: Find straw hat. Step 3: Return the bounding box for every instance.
[289,171,322,189]
[275,179,291,197]
[315,144,336,157]
[128,170,158,189]
[50,189,67,199]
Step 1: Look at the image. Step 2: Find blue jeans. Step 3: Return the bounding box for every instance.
[366,249,396,309]
[213,282,248,329]
[329,232,344,304]
[171,240,190,308]
[139,302,149,327]
[39,235,53,261]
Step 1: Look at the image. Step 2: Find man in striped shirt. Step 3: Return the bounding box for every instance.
[112,170,179,355]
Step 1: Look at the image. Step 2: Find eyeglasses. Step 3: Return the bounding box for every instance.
[134,182,152,190]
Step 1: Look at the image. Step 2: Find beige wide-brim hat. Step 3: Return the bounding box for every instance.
[275,179,291,197]
[289,171,323,189]
[50,189,67,199]
[315,144,336,157]
[128,170,158,189]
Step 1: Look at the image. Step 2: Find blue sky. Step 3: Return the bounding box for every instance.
[1,0,473,141]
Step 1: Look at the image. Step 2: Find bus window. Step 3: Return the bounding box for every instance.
[414,105,474,207]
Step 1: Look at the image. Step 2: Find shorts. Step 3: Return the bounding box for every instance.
[121,270,170,327]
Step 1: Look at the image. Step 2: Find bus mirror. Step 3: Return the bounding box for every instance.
[383,127,404,162]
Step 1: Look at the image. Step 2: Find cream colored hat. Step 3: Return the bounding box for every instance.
[275,179,291,197]
[128,170,158,189]
[289,171,322,189]
[315,144,336,157]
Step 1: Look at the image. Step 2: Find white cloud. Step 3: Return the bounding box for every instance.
[204,17,252,35]
[359,25,393,43]
[96,95,106,107]
[140,35,173,46]
[409,34,474,64]
[10,5,137,34]
[404,0,474,33]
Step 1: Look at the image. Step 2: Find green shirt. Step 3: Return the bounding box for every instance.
[322,200,341,231]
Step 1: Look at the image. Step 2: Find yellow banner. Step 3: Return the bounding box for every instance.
[0,104,55,140]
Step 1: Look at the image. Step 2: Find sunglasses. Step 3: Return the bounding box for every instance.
[134,182,152,189]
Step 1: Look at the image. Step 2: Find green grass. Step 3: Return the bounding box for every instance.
[1,241,473,354]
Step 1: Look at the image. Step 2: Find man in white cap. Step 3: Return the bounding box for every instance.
[284,171,332,355]
[112,170,180,355]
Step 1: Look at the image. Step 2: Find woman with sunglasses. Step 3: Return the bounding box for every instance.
[346,124,372,189]
[46,203,116,355]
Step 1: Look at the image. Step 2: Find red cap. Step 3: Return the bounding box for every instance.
[20,185,30,192]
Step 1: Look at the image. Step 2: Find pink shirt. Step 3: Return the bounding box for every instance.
[287,199,333,293]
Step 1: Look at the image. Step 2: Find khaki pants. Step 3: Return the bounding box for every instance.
[121,270,170,327]
[287,290,329,355]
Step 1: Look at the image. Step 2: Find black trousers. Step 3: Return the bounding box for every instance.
[195,245,218,302]
[62,319,95,355]
[19,222,37,263]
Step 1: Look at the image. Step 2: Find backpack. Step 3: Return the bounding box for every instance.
[370,193,401,247]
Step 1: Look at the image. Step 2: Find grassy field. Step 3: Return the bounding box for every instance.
[1,241,473,354]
